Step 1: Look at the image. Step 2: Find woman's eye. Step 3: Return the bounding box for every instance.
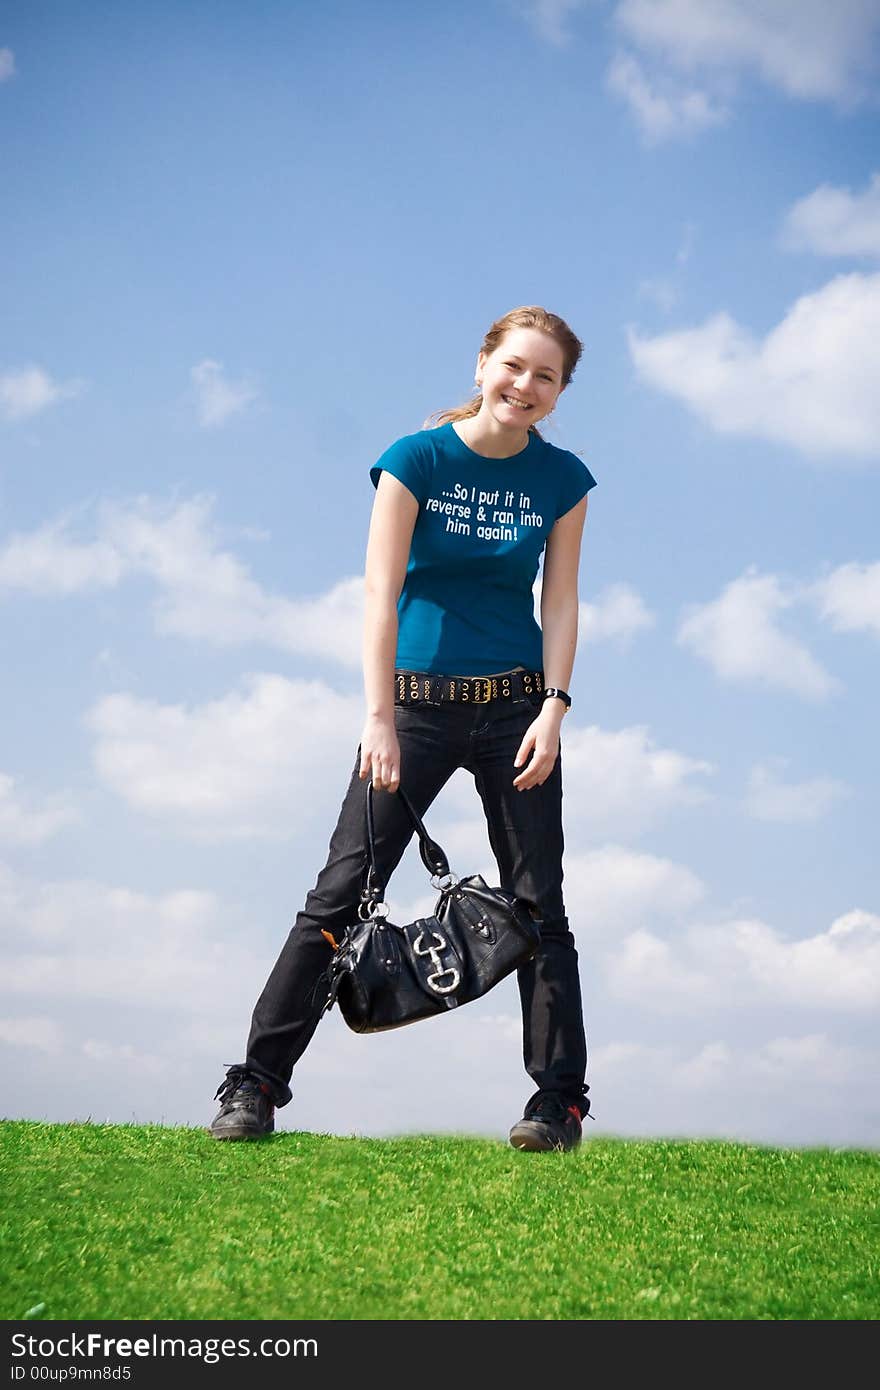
[505,361,552,381]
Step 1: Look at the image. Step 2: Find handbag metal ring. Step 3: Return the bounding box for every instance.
[358,900,390,922]
[430,871,459,891]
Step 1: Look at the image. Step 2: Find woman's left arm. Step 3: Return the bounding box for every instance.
[513,495,588,790]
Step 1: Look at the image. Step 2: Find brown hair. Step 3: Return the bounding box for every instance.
[423,305,584,439]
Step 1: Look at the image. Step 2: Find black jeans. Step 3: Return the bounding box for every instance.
[242,688,589,1116]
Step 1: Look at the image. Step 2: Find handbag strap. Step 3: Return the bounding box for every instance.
[363,781,450,905]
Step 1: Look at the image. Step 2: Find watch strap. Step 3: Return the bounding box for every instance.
[543,687,572,709]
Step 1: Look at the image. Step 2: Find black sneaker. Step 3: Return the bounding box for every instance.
[209,1066,275,1141]
[509,1092,584,1152]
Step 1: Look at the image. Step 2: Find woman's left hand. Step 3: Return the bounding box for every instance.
[512,701,565,790]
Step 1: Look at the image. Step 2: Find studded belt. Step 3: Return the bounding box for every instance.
[394,668,545,706]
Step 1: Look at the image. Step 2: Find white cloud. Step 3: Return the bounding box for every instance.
[0,862,260,1015]
[0,773,79,846]
[610,907,880,1011]
[565,844,706,940]
[512,0,592,47]
[104,496,364,662]
[589,1031,877,1144]
[638,277,679,312]
[0,366,84,421]
[533,574,655,645]
[614,0,880,103]
[724,909,880,1010]
[160,565,364,663]
[190,359,258,427]
[674,1039,732,1089]
[0,517,124,594]
[579,582,656,644]
[744,1032,863,1085]
[596,1032,864,1093]
[81,1039,165,1074]
[637,225,697,310]
[782,172,880,260]
[745,758,850,823]
[629,273,880,460]
[0,1016,63,1054]
[607,928,713,1002]
[0,496,365,665]
[606,49,727,144]
[561,722,715,835]
[0,48,15,82]
[87,674,363,838]
[677,569,841,700]
[676,222,696,265]
[810,560,880,639]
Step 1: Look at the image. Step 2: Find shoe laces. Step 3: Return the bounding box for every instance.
[214,1066,269,1105]
[528,1093,581,1125]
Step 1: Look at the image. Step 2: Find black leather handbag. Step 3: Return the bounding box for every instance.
[322,782,542,1033]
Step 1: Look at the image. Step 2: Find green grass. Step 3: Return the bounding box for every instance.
[2,1120,878,1320]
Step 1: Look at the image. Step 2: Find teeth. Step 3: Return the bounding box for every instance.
[502,396,531,409]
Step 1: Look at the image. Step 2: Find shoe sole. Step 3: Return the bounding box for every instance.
[208,1125,274,1141]
[508,1120,578,1152]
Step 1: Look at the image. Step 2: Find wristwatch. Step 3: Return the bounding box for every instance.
[543,687,572,712]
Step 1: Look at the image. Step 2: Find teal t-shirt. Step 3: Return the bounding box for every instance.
[369,421,597,676]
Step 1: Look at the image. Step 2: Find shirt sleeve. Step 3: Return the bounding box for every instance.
[555,450,598,519]
[369,432,432,506]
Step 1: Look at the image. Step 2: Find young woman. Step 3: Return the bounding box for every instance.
[210,305,597,1152]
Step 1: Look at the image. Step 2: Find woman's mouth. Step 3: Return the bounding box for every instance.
[501,395,532,411]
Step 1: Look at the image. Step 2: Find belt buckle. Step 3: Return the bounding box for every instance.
[472,677,492,704]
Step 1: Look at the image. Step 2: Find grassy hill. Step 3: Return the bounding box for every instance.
[1,1120,878,1320]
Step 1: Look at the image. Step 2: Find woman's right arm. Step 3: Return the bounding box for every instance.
[360,470,419,792]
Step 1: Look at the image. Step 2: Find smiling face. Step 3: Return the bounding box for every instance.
[477,327,566,429]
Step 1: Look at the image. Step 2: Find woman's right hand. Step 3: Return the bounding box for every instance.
[359,714,401,792]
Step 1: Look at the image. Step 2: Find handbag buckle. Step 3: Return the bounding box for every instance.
[413,927,461,995]
[430,871,459,891]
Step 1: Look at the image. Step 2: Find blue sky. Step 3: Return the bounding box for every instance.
[2,0,879,1147]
